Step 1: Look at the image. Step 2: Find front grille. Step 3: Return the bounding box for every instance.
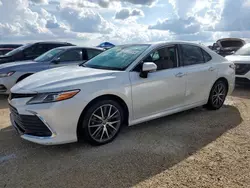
[0,84,7,91]
[235,64,250,75]
[9,93,36,100]
[9,105,52,137]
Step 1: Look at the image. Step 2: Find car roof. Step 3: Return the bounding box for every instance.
[32,41,73,45]
[55,46,104,51]
[117,41,206,48]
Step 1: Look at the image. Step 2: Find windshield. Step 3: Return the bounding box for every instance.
[235,44,250,56]
[83,45,149,70]
[34,48,65,62]
[220,40,244,48]
[5,43,32,56]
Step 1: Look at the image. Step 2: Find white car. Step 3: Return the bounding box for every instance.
[9,41,235,145]
[226,43,250,85]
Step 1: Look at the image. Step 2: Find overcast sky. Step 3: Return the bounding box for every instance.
[0,0,250,46]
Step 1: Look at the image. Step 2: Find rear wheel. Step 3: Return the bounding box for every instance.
[79,99,123,145]
[206,80,228,110]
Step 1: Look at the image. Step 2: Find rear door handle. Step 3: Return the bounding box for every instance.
[208,67,216,71]
[175,72,185,78]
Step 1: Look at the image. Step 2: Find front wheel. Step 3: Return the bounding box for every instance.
[80,100,124,145]
[206,80,228,110]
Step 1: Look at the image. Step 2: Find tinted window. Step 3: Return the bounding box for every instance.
[144,46,177,71]
[202,49,212,62]
[24,44,48,56]
[181,44,204,66]
[87,49,102,59]
[59,49,82,62]
[5,43,32,56]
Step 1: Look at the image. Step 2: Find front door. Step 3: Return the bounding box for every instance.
[130,45,187,120]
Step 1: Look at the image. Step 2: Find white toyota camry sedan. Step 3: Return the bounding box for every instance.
[8,41,235,145]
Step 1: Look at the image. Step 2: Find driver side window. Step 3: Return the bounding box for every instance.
[143,46,178,71]
[59,49,82,62]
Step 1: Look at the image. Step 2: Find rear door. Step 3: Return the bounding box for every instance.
[49,48,85,68]
[179,44,218,105]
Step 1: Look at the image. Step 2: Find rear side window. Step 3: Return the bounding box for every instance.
[181,44,204,66]
[202,49,212,62]
[59,49,82,62]
[87,49,102,59]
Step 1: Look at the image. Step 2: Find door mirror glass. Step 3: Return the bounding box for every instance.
[140,62,157,78]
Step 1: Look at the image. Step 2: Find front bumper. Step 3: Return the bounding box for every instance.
[9,95,85,145]
[235,69,250,85]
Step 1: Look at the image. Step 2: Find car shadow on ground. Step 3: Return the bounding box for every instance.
[0,95,8,109]
[0,104,242,188]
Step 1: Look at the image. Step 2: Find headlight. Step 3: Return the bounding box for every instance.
[27,90,80,105]
[0,71,15,77]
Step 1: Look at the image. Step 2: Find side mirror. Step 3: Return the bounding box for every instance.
[140,62,157,78]
[52,57,60,64]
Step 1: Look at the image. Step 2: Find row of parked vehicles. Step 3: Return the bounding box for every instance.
[0,39,248,146]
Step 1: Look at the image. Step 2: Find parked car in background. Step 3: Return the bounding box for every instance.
[0,48,15,56]
[0,41,74,64]
[0,46,104,94]
[211,38,246,57]
[0,44,23,56]
[226,43,250,85]
[0,44,22,49]
[8,41,235,146]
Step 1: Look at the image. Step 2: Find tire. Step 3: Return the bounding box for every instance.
[79,99,124,145]
[206,80,228,110]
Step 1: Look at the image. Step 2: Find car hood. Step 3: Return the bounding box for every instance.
[11,65,118,93]
[0,61,36,70]
[225,55,250,63]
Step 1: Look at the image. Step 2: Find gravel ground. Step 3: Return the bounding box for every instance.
[0,87,250,188]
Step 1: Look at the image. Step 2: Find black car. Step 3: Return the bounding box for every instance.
[0,44,23,56]
[0,44,22,49]
[0,42,74,64]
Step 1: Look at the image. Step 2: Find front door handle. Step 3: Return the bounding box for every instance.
[175,72,185,78]
[208,67,216,71]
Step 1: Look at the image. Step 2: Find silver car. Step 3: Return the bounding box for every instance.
[0,46,104,94]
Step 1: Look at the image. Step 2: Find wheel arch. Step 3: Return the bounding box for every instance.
[16,73,33,83]
[207,77,229,103]
[76,94,130,139]
[214,77,229,90]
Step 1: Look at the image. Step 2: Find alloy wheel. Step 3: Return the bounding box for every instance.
[212,83,226,108]
[88,104,121,143]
